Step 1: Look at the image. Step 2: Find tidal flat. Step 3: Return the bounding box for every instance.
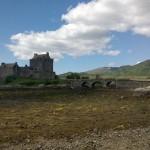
[0,88,150,149]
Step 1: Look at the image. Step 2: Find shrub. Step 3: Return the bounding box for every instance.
[5,75,17,84]
[55,75,59,80]
[66,73,80,79]
[81,76,89,79]
[19,80,39,86]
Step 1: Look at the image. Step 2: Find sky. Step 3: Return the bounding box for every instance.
[0,0,150,74]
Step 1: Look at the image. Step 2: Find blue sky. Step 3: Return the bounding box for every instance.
[0,0,150,74]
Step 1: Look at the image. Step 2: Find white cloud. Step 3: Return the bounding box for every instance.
[108,62,116,67]
[7,0,150,60]
[136,61,142,65]
[103,50,120,56]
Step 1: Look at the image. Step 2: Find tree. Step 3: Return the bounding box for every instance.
[66,73,80,79]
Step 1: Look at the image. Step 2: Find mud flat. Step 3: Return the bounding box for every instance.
[0,88,150,149]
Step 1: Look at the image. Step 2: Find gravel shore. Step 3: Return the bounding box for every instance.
[1,127,150,150]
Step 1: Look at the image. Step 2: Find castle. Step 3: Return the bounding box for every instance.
[0,52,55,80]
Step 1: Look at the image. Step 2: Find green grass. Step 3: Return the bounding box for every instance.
[3,76,66,86]
[0,88,150,144]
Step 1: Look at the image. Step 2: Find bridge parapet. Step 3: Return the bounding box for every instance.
[68,79,150,89]
[69,79,117,89]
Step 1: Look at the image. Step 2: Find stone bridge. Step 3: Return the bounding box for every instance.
[69,79,150,89]
[69,79,116,89]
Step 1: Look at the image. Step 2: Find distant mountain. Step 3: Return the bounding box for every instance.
[86,67,118,74]
[85,60,150,79]
[59,60,150,79]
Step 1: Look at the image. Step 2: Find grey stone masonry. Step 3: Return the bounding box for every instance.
[0,52,55,80]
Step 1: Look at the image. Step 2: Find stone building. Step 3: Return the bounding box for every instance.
[0,52,55,80]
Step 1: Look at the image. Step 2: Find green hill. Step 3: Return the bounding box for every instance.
[59,60,150,80]
[85,60,150,79]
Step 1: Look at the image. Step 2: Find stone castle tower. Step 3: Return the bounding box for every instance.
[29,52,55,79]
[0,52,55,80]
[30,52,53,73]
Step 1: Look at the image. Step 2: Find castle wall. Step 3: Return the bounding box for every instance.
[30,53,55,79]
[18,67,34,78]
[30,54,53,72]
[0,63,19,80]
[31,71,55,80]
[0,53,55,80]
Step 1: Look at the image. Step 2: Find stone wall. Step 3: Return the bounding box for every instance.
[0,63,19,80]
[0,53,55,80]
[19,67,33,78]
[29,53,55,79]
[116,80,150,89]
[70,79,150,89]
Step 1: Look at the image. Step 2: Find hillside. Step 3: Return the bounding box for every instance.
[85,60,150,79]
[59,60,150,80]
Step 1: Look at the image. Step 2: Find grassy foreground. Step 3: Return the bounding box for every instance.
[0,88,150,144]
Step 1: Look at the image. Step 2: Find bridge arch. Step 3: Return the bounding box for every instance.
[81,81,90,88]
[91,81,103,88]
[106,80,116,88]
